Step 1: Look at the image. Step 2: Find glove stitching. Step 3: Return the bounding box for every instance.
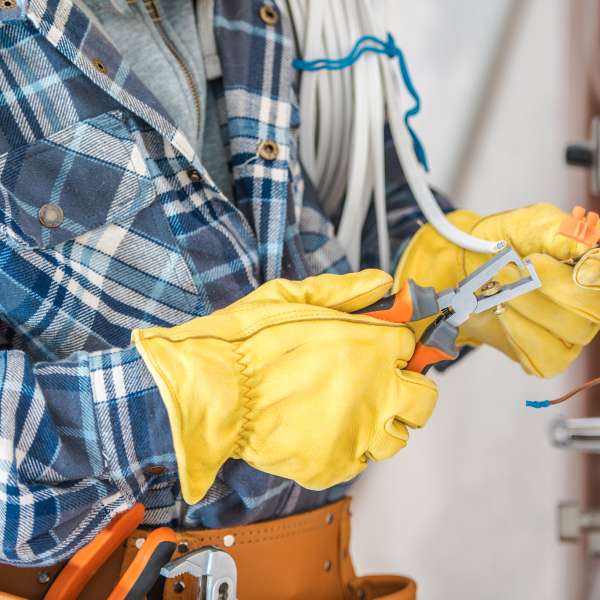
[145,310,407,344]
[230,340,255,459]
[233,306,415,339]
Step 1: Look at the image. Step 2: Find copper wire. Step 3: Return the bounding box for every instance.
[548,376,600,405]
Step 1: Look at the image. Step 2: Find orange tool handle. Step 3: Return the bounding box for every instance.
[362,280,415,322]
[406,341,455,374]
[358,280,439,323]
[358,281,458,373]
[45,503,145,600]
[108,527,177,600]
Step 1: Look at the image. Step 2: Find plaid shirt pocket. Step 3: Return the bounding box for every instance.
[0,110,156,249]
[0,111,200,359]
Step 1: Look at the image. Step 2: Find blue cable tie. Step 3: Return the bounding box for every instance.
[292,33,429,171]
[525,400,551,409]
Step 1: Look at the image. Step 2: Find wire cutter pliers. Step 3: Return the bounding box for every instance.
[358,247,541,373]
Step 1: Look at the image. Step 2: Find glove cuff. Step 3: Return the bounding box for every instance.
[132,326,246,504]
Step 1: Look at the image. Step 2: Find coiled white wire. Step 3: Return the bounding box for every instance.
[286,0,505,271]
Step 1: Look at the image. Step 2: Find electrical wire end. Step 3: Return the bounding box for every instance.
[525,400,551,409]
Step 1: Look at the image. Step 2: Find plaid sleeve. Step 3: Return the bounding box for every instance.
[0,344,176,567]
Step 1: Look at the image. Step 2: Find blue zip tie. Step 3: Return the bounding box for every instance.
[292,33,429,171]
[525,400,551,409]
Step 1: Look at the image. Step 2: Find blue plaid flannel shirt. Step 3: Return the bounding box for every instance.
[0,0,451,566]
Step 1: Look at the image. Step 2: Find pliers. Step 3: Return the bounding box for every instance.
[41,503,177,600]
[358,247,541,373]
[39,503,235,600]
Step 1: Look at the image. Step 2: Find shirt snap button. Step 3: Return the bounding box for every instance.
[188,168,202,182]
[259,4,279,25]
[92,57,108,74]
[39,204,64,228]
[0,0,16,10]
[143,465,166,476]
[257,139,279,161]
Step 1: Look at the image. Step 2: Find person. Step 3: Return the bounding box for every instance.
[0,1,598,598]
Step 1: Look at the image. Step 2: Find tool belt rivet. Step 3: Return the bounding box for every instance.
[37,571,51,584]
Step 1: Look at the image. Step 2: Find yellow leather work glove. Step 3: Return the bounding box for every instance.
[132,270,438,504]
[395,203,600,378]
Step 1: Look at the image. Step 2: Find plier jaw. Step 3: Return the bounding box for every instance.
[439,246,541,328]
[358,246,541,373]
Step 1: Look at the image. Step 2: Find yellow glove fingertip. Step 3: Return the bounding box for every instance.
[367,420,409,462]
[393,370,438,428]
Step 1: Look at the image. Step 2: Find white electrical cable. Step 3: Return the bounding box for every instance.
[363,3,506,256]
[337,0,390,270]
[336,0,377,268]
[296,0,323,184]
[289,0,505,269]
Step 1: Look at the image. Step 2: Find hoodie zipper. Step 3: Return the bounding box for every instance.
[142,0,201,140]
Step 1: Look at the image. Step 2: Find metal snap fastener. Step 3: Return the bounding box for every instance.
[324,559,332,572]
[135,537,145,550]
[259,4,279,25]
[173,580,185,593]
[325,513,334,525]
[177,541,189,554]
[0,0,16,10]
[223,534,235,547]
[257,139,279,161]
[37,571,51,584]
[38,203,64,228]
[188,168,202,182]
[92,57,108,74]
[143,464,166,476]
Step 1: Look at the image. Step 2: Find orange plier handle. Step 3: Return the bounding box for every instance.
[357,280,459,374]
[44,503,176,600]
[44,503,145,600]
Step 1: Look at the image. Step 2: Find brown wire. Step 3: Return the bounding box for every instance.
[548,375,600,405]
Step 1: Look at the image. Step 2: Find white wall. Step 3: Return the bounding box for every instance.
[352,1,584,598]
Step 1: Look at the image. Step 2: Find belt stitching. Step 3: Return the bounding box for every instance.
[128,510,344,547]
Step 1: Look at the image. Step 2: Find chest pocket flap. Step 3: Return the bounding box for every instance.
[0,111,156,249]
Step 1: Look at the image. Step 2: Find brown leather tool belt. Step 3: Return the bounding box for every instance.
[0,498,416,600]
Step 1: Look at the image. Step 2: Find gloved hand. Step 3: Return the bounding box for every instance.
[395,203,600,378]
[132,270,438,504]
